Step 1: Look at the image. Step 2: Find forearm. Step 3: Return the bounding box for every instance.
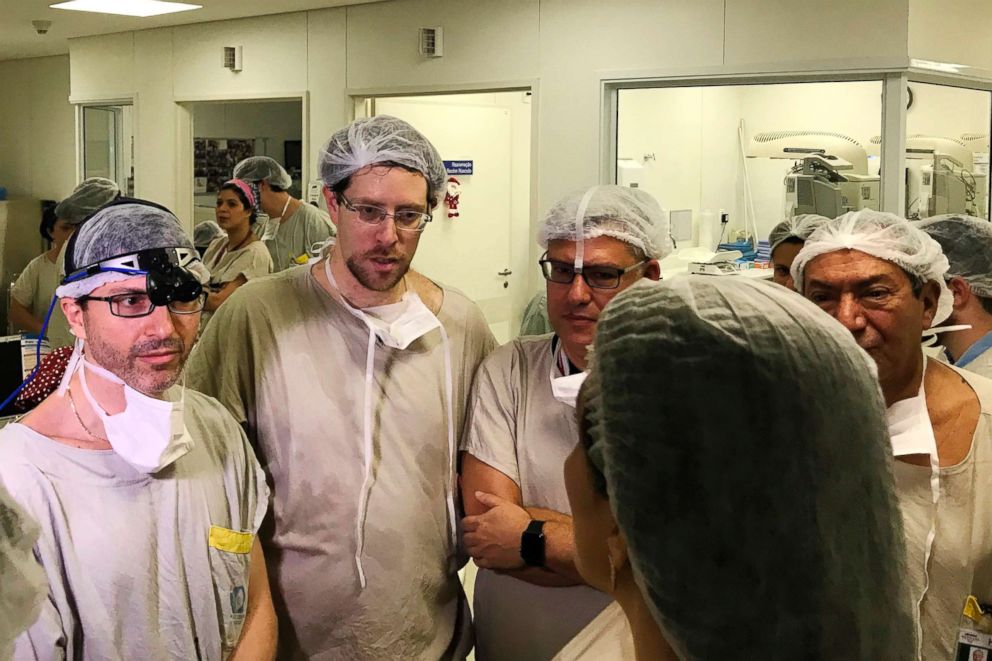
[10,300,43,334]
[524,514,584,584]
[205,278,245,311]
[230,542,277,660]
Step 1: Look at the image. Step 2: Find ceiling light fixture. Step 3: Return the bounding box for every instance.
[50,0,202,18]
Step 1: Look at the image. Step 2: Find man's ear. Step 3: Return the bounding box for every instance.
[920,280,942,330]
[61,298,86,341]
[946,276,972,311]
[606,525,630,578]
[642,259,661,282]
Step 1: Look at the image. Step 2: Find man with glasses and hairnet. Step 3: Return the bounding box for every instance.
[233,155,335,271]
[189,116,497,659]
[792,209,992,660]
[460,185,670,661]
[918,215,992,378]
[0,199,275,659]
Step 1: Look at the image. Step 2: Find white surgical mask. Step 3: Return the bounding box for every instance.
[323,258,455,589]
[550,338,587,408]
[885,356,940,658]
[920,324,972,360]
[60,340,193,474]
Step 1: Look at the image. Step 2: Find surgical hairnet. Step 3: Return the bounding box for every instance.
[791,209,953,325]
[537,185,673,260]
[194,220,225,248]
[917,214,992,299]
[57,199,208,298]
[233,156,293,190]
[769,214,830,255]
[54,177,120,225]
[580,276,914,660]
[0,483,47,657]
[318,115,447,204]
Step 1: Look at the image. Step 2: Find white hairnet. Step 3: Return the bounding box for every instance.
[768,214,830,255]
[0,483,47,656]
[791,209,953,325]
[318,115,447,204]
[193,220,225,248]
[54,177,120,225]
[581,276,914,660]
[538,185,673,260]
[917,214,992,299]
[56,200,208,298]
[233,156,293,190]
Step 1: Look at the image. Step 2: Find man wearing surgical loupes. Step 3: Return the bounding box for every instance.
[793,209,992,660]
[460,185,670,661]
[189,116,497,659]
[0,199,275,660]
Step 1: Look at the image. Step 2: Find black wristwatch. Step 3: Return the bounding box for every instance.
[520,519,546,567]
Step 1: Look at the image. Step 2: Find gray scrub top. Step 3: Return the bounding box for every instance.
[896,362,992,660]
[0,389,268,661]
[187,264,497,660]
[11,252,74,348]
[461,335,612,661]
[264,202,334,272]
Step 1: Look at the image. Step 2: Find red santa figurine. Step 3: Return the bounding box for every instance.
[444,177,461,219]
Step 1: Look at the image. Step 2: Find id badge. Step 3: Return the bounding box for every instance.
[957,596,992,661]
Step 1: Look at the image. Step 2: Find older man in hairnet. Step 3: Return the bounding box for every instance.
[0,199,275,660]
[917,215,992,378]
[233,155,335,271]
[767,214,829,290]
[10,177,120,347]
[792,209,992,660]
[460,185,670,661]
[189,116,497,659]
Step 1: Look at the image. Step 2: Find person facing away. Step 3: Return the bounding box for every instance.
[188,115,497,659]
[917,214,992,378]
[460,184,671,661]
[793,209,992,659]
[233,155,335,272]
[0,198,276,660]
[10,177,120,348]
[561,276,915,660]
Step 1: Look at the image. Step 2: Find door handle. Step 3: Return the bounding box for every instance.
[498,269,512,277]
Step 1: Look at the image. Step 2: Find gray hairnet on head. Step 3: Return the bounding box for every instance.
[537,185,674,260]
[768,214,830,255]
[581,277,915,660]
[318,115,447,206]
[54,177,120,225]
[67,201,195,273]
[232,156,293,190]
[917,214,992,298]
[193,220,225,248]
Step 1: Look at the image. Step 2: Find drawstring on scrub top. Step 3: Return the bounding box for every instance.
[324,258,456,590]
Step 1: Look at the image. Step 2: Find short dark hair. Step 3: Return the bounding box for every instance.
[330,161,437,209]
[219,182,259,225]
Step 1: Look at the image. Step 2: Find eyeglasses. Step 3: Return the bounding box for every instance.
[80,291,207,318]
[538,255,647,290]
[337,193,432,232]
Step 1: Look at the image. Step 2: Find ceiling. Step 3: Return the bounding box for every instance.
[0,0,386,61]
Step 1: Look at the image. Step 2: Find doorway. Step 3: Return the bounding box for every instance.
[81,104,133,196]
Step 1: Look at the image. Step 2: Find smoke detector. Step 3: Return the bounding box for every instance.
[32,20,52,35]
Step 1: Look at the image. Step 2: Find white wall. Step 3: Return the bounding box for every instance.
[0,55,75,202]
[910,0,992,70]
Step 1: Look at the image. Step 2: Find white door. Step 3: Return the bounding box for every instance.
[374,98,515,342]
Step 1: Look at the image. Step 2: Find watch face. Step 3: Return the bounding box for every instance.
[521,520,547,567]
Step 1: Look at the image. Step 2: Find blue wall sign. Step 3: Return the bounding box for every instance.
[444,160,474,175]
